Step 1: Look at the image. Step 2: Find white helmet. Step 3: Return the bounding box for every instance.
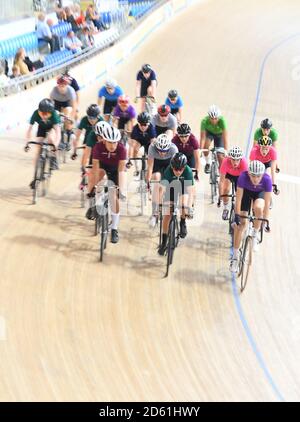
[154,133,172,151]
[249,160,265,176]
[94,121,111,137]
[228,146,243,160]
[102,125,121,143]
[208,104,221,119]
[105,77,117,89]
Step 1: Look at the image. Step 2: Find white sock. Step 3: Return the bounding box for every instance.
[111,212,120,230]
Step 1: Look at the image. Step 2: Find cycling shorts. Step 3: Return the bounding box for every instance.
[103,99,117,115]
[205,130,223,148]
[241,189,265,212]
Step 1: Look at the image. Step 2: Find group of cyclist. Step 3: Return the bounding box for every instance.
[24,63,280,269]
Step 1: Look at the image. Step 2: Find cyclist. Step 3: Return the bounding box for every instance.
[91,125,127,243]
[127,111,156,176]
[152,104,177,138]
[200,104,228,173]
[230,160,272,272]
[253,118,278,148]
[50,75,77,119]
[165,89,183,122]
[25,98,61,187]
[113,95,136,139]
[83,120,112,196]
[59,116,76,151]
[158,153,194,255]
[250,135,277,184]
[72,104,103,158]
[172,123,200,179]
[135,64,157,111]
[219,146,248,220]
[62,68,80,119]
[147,133,178,227]
[97,77,123,122]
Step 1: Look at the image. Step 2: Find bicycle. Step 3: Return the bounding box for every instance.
[129,153,148,215]
[201,147,226,204]
[163,201,181,278]
[119,128,130,146]
[236,213,270,292]
[136,95,157,118]
[219,179,236,236]
[94,184,118,262]
[57,113,74,164]
[25,140,56,205]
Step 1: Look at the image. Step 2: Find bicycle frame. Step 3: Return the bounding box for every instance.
[130,154,148,215]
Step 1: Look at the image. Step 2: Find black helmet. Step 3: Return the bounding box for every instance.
[137,112,151,125]
[177,123,191,136]
[38,98,54,113]
[168,89,178,99]
[87,104,100,118]
[142,63,152,73]
[171,152,188,170]
[260,118,272,129]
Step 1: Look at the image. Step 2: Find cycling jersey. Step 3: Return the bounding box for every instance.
[131,123,156,152]
[50,85,76,104]
[92,142,127,168]
[254,128,278,143]
[172,134,199,156]
[113,104,136,121]
[162,164,194,185]
[152,113,177,135]
[220,157,248,176]
[249,145,277,163]
[161,164,194,198]
[98,85,123,101]
[30,109,61,138]
[200,116,227,135]
[69,77,80,93]
[137,69,157,97]
[237,171,272,193]
[78,115,104,144]
[86,131,98,148]
[165,96,183,114]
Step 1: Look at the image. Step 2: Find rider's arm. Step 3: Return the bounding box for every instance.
[150,79,157,98]
[26,124,33,141]
[263,191,272,220]
[222,129,229,151]
[194,149,201,177]
[147,158,154,183]
[177,107,183,123]
[98,96,103,109]
[82,146,91,167]
[135,80,141,98]
[219,173,226,196]
[53,123,61,145]
[187,185,194,208]
[118,160,127,195]
[235,187,243,215]
[200,130,206,150]
[74,128,83,152]
[270,160,276,185]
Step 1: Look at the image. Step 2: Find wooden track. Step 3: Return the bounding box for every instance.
[0,0,299,401]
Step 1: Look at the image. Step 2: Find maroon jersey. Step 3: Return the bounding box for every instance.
[92,142,127,168]
[172,133,199,156]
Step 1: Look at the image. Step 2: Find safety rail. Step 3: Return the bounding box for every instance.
[0,0,166,98]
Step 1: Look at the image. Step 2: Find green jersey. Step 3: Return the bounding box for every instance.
[86,131,98,148]
[78,115,103,144]
[161,165,194,189]
[29,109,60,131]
[200,115,227,135]
[254,128,278,143]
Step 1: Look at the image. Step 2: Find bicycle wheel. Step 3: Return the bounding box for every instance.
[229,206,235,235]
[32,158,43,204]
[140,177,147,216]
[41,157,51,197]
[165,218,176,277]
[94,212,100,236]
[210,162,217,203]
[240,236,252,292]
[99,213,109,262]
[80,175,87,208]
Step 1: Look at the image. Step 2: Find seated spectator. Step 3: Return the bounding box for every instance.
[14,49,30,75]
[0,58,9,76]
[56,7,67,23]
[64,30,83,54]
[76,9,86,27]
[36,12,60,53]
[85,4,104,31]
[80,26,95,49]
[0,65,9,88]
[10,65,21,79]
[65,6,81,33]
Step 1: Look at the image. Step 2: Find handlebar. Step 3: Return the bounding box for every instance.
[272,184,280,195]
[25,141,56,151]
[237,214,270,230]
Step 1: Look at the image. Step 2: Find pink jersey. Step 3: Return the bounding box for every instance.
[250,145,277,163]
[220,157,248,176]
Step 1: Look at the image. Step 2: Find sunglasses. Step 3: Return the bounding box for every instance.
[179,134,189,138]
[139,123,148,127]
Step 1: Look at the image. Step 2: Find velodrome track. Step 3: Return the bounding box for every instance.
[0,0,300,401]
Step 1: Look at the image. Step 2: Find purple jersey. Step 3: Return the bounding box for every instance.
[92,142,127,168]
[237,171,272,192]
[172,133,199,156]
[113,104,136,120]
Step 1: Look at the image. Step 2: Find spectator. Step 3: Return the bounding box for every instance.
[64,30,83,54]
[56,7,67,23]
[13,49,30,75]
[85,4,104,31]
[80,26,95,49]
[65,7,81,33]
[10,65,21,79]
[0,58,9,76]
[0,65,9,89]
[76,9,86,27]
[36,12,60,53]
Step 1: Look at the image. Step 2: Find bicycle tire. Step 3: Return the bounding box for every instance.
[32,158,43,204]
[99,213,109,262]
[165,217,176,277]
[94,213,100,236]
[210,162,217,203]
[229,207,235,235]
[80,175,87,208]
[41,157,50,197]
[240,236,252,292]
